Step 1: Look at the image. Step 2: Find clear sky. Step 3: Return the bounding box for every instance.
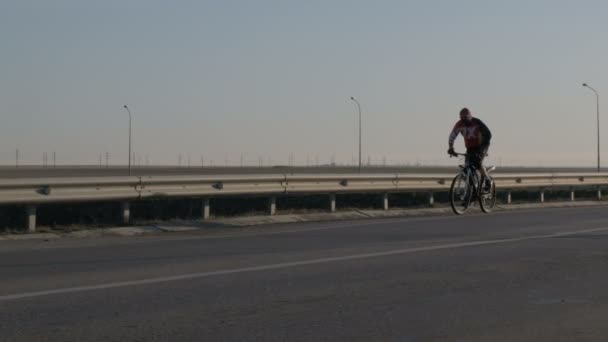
[1,0,607,167]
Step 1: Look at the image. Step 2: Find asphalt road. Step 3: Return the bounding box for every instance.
[0,165,603,178]
[2,206,608,341]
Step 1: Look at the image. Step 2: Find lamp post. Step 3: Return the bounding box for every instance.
[350,97,362,172]
[583,83,600,172]
[123,105,132,175]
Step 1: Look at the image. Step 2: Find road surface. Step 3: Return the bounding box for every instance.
[2,206,608,341]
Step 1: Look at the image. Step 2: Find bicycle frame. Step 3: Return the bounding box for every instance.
[451,150,497,213]
[456,154,479,197]
[455,153,494,193]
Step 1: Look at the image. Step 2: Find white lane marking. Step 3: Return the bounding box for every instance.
[2,226,608,302]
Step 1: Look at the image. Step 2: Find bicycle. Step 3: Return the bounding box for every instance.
[449,152,497,215]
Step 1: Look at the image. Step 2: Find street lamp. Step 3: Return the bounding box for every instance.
[123,105,132,175]
[582,83,600,172]
[350,97,362,172]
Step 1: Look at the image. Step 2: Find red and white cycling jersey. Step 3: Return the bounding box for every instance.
[448,117,492,149]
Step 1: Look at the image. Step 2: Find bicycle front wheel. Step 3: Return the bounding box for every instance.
[450,173,472,215]
[479,179,496,213]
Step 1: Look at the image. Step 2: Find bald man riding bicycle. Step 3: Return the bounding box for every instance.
[447,107,493,190]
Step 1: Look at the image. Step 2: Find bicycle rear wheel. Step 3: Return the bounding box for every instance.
[450,173,472,215]
[479,179,496,213]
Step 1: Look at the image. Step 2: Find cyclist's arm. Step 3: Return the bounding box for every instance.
[448,122,462,148]
[474,118,492,145]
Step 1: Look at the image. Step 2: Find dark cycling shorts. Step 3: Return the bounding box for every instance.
[466,145,489,170]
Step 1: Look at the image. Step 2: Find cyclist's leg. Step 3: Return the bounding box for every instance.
[479,145,491,188]
[465,149,475,181]
[465,149,479,200]
[467,147,482,174]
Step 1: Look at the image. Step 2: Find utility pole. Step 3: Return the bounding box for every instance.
[583,83,601,172]
[123,105,132,175]
[350,97,363,173]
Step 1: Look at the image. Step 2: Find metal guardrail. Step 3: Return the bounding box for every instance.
[0,177,140,205]
[2,173,608,204]
[2,172,607,232]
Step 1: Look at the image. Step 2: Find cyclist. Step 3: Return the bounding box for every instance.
[447,107,492,190]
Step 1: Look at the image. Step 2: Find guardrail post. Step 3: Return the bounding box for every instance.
[382,193,389,211]
[26,205,37,233]
[429,192,434,206]
[121,202,131,224]
[268,197,277,216]
[598,188,602,201]
[329,194,336,212]
[506,190,512,204]
[202,198,211,220]
[570,187,575,202]
[539,189,545,203]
